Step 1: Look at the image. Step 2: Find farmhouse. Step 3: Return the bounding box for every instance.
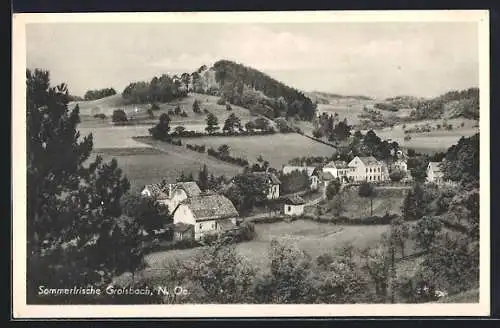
[284,195,306,216]
[172,193,239,241]
[253,171,281,199]
[348,156,389,182]
[322,161,355,182]
[426,162,444,184]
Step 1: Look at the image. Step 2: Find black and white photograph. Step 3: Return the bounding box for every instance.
[12,11,489,318]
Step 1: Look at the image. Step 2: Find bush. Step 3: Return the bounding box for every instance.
[226,103,232,111]
[94,113,106,119]
[180,111,189,117]
[151,103,160,111]
[203,108,210,114]
[112,109,128,123]
[207,147,249,167]
[186,144,206,153]
[389,170,406,182]
[312,128,324,138]
[168,110,175,116]
[217,97,226,105]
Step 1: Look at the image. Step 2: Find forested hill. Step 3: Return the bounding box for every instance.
[376,87,479,120]
[119,60,317,121]
[212,60,317,120]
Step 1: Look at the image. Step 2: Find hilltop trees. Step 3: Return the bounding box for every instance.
[84,87,117,100]
[122,74,187,104]
[27,69,143,303]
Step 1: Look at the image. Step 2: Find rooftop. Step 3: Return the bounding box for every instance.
[182,194,239,221]
[285,195,306,205]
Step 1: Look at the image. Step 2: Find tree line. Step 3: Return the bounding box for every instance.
[84,87,117,100]
[122,74,188,104]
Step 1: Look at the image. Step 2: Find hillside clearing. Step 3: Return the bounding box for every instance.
[144,220,391,271]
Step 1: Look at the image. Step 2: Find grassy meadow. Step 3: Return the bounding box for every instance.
[181,133,337,168]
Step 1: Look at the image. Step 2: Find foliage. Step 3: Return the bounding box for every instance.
[326,179,342,200]
[26,69,143,304]
[254,240,314,303]
[149,113,171,141]
[413,216,443,252]
[389,170,406,182]
[389,217,410,257]
[222,113,242,133]
[112,109,128,123]
[441,134,479,185]
[213,60,317,120]
[328,195,345,217]
[122,194,170,235]
[358,182,376,216]
[205,113,220,134]
[222,173,268,214]
[279,170,310,194]
[401,183,427,221]
[84,87,117,100]
[122,74,187,104]
[192,99,201,114]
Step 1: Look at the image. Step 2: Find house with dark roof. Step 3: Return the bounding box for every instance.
[253,171,281,200]
[284,195,306,216]
[142,181,202,212]
[348,156,389,182]
[172,193,240,240]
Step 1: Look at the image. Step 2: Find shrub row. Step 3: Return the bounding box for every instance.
[186,144,206,153]
[207,148,249,167]
[305,213,399,225]
[175,129,278,138]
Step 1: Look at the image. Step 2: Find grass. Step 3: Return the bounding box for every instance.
[327,187,408,218]
[78,125,152,149]
[74,92,265,130]
[87,138,242,192]
[144,220,391,271]
[181,133,337,168]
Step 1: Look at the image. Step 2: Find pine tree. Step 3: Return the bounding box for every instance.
[197,164,209,191]
[205,113,220,134]
[26,69,143,304]
[402,183,425,221]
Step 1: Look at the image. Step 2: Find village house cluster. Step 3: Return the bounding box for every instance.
[140,148,450,242]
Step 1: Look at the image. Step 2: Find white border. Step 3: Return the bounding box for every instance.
[12,10,490,318]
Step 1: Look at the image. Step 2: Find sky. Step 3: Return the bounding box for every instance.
[26,22,479,99]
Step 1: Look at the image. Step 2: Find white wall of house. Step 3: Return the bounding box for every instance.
[310,176,319,190]
[348,157,367,182]
[284,204,305,216]
[426,167,443,184]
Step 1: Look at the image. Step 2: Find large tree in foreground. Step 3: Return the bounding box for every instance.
[26,69,144,303]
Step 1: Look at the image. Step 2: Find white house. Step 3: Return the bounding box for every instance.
[347,156,389,182]
[322,161,355,182]
[253,172,281,199]
[284,195,306,216]
[172,193,239,241]
[426,162,444,184]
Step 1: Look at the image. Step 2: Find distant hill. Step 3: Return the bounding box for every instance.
[374,88,479,120]
[112,60,317,122]
[307,91,373,104]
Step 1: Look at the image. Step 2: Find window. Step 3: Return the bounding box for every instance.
[199,223,203,230]
[288,206,292,211]
[366,168,368,173]
[212,222,215,229]
[378,176,380,181]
